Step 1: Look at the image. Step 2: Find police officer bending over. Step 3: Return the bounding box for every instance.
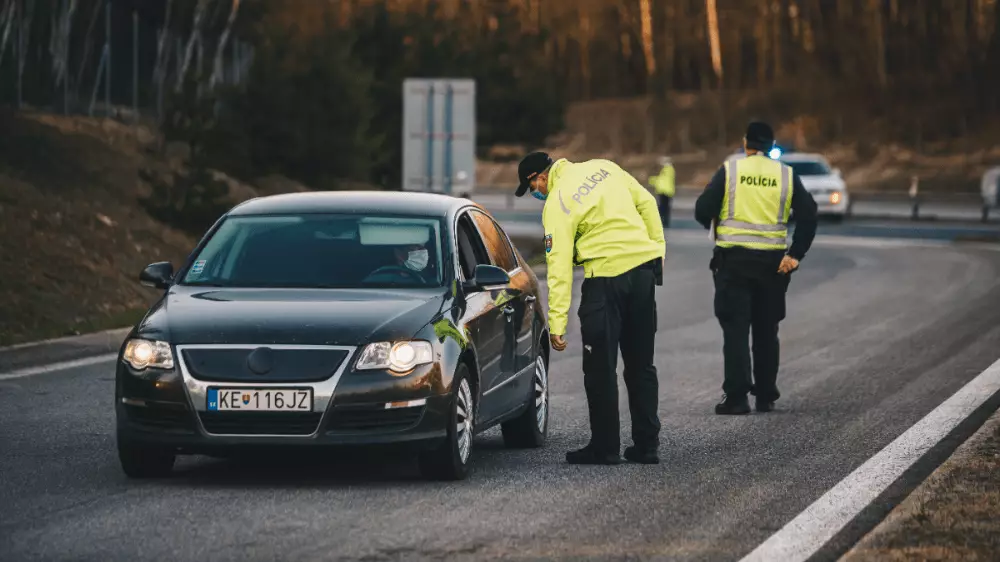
[516,152,665,464]
[695,122,818,415]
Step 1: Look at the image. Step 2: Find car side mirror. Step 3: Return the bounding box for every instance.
[140,262,174,289]
[833,168,842,176]
[465,264,510,292]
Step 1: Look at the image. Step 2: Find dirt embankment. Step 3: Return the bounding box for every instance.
[0,111,308,346]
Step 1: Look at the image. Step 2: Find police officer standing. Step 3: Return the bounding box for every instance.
[650,156,676,227]
[516,152,665,464]
[695,122,818,415]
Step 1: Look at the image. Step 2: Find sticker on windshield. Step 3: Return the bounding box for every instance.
[190,260,206,275]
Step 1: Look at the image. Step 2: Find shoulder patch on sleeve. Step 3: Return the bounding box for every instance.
[544,234,553,252]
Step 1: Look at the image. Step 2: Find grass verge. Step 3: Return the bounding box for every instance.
[840,410,1000,561]
[0,307,147,347]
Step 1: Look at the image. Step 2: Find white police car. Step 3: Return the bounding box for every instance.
[778,152,849,219]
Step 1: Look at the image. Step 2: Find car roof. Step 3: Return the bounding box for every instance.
[228,191,482,218]
[779,153,829,163]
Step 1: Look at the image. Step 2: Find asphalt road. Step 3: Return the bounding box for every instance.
[2,232,1000,561]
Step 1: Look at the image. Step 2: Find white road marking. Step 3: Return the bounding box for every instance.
[740,356,1000,562]
[0,353,119,381]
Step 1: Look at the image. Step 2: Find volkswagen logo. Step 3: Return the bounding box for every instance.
[246,347,274,375]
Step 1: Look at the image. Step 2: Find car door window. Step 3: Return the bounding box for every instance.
[456,213,491,280]
[470,210,518,272]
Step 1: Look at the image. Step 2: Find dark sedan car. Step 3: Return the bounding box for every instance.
[116,192,550,480]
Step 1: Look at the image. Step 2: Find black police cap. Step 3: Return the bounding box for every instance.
[515,152,553,197]
[745,121,775,151]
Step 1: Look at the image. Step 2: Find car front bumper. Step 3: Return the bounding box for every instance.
[115,355,451,453]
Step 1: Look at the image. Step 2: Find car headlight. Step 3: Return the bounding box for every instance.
[122,339,174,370]
[356,341,434,373]
[830,191,842,205]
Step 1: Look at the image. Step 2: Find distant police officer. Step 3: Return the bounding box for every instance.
[516,152,665,464]
[694,122,818,415]
[650,156,676,227]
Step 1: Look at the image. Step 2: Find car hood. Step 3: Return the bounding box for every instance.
[799,175,846,191]
[135,286,450,346]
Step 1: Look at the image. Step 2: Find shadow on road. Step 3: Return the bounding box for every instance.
[153,433,520,488]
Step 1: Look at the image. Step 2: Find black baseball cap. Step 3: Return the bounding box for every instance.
[515,152,554,197]
[744,121,775,151]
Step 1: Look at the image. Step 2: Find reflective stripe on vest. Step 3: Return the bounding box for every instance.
[716,156,791,250]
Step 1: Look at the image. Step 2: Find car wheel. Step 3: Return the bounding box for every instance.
[500,351,548,448]
[418,364,474,481]
[117,434,175,478]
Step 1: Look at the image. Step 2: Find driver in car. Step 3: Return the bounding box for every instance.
[365,243,431,284]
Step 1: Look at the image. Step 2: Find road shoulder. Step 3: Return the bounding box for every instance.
[0,327,130,372]
[840,406,1000,562]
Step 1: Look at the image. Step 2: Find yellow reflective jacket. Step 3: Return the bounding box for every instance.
[650,164,676,197]
[715,154,792,251]
[542,158,666,335]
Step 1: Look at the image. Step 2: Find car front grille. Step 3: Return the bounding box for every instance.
[325,404,425,434]
[181,347,350,384]
[198,411,323,435]
[124,402,197,432]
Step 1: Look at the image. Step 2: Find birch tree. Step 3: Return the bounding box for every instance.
[175,0,210,93]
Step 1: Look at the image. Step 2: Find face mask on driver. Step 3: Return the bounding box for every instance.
[404,249,429,271]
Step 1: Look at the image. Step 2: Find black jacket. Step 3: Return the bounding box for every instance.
[694,162,818,261]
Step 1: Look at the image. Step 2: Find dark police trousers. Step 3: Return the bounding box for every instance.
[711,248,791,401]
[658,194,672,227]
[578,260,661,454]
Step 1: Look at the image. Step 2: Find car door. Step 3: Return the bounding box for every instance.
[455,212,509,424]
[469,210,534,416]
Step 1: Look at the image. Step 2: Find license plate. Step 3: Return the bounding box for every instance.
[207,388,313,412]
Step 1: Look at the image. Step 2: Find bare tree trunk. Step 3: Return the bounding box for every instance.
[74,0,104,100]
[578,5,592,100]
[209,0,239,90]
[639,0,656,78]
[756,1,769,87]
[662,0,676,91]
[17,0,35,108]
[772,0,784,81]
[175,0,209,93]
[51,0,78,87]
[153,0,174,122]
[987,0,1000,109]
[0,0,16,67]
[868,0,887,88]
[705,0,722,84]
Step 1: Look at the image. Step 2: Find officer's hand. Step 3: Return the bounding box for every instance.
[778,255,800,274]
[550,334,568,352]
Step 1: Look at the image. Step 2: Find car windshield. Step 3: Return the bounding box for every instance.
[180,213,446,288]
[785,160,832,176]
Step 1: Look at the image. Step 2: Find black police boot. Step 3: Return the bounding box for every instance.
[714,394,751,415]
[624,445,660,465]
[755,398,776,413]
[566,445,622,465]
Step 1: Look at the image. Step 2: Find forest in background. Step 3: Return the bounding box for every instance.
[1,0,999,190]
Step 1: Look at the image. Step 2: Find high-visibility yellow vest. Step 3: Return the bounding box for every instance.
[715,154,793,251]
[650,164,676,197]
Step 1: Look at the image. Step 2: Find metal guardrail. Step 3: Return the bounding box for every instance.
[846,191,994,222]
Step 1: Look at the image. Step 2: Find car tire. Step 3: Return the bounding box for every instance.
[418,364,474,481]
[500,351,549,448]
[117,435,175,478]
